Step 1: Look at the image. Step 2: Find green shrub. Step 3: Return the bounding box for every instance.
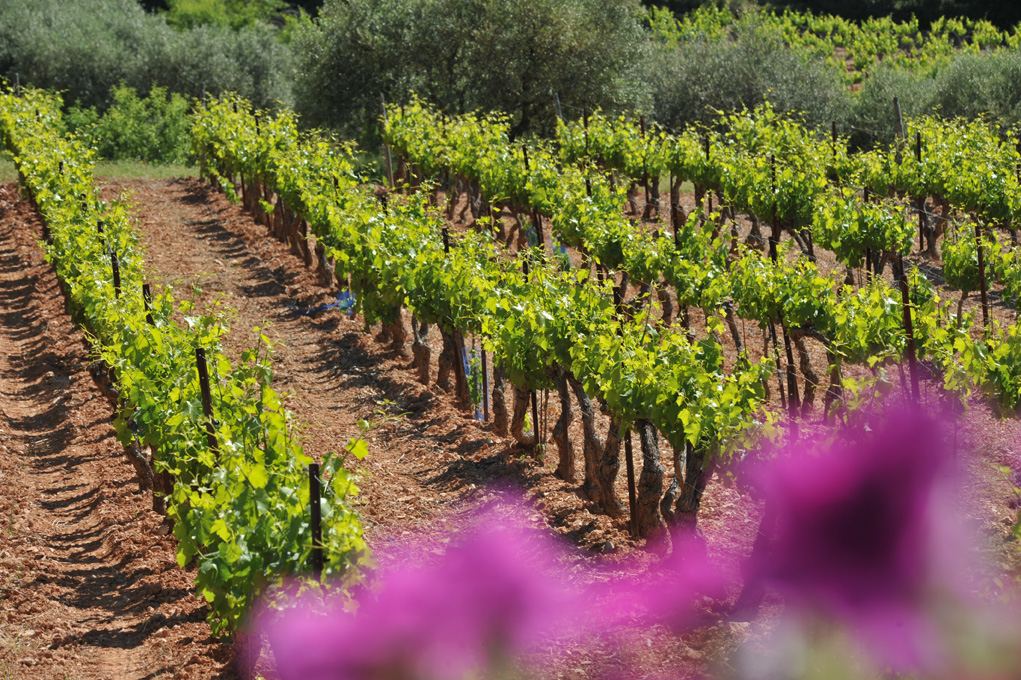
[165,0,288,29]
[292,0,650,141]
[0,0,293,111]
[67,85,192,165]
[848,64,935,149]
[647,16,851,132]
[929,51,1021,129]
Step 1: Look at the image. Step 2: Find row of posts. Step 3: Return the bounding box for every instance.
[97,223,327,581]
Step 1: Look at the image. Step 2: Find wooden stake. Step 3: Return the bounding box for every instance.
[624,428,638,538]
[531,389,540,454]
[481,347,490,421]
[195,347,219,459]
[916,132,925,251]
[583,108,590,155]
[142,283,154,326]
[768,321,787,410]
[639,115,650,209]
[110,252,121,299]
[769,156,780,261]
[975,218,989,328]
[893,96,905,163]
[583,109,592,197]
[898,255,921,400]
[704,137,712,215]
[380,96,394,188]
[780,318,800,430]
[669,173,679,244]
[309,463,324,581]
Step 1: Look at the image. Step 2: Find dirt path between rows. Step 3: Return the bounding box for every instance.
[2,175,1018,679]
[111,177,646,552]
[105,177,771,677]
[0,184,232,679]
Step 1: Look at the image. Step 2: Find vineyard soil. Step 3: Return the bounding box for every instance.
[1,176,1019,678]
[110,176,769,676]
[0,184,232,679]
[112,177,767,555]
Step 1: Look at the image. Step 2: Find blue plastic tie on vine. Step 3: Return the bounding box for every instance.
[287,289,356,317]
[462,346,484,420]
[337,290,356,316]
[523,223,537,247]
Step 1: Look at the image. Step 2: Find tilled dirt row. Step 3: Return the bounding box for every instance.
[110,176,766,676]
[2,173,1019,679]
[0,184,232,680]
[114,177,696,553]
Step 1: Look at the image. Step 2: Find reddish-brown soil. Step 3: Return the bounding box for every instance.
[1,176,1018,679]
[0,184,232,679]
[103,177,765,677]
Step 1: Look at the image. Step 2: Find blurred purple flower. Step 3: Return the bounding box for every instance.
[258,502,586,680]
[750,409,962,671]
[256,496,727,680]
[597,530,729,633]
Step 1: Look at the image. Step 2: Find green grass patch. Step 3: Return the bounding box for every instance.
[0,153,16,183]
[0,154,195,183]
[94,161,197,181]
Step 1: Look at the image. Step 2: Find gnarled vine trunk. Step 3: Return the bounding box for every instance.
[626,182,640,215]
[660,440,685,524]
[567,372,602,503]
[436,330,469,408]
[723,300,743,354]
[491,363,509,436]
[669,178,684,234]
[510,385,535,447]
[151,455,173,516]
[925,197,950,259]
[298,218,313,267]
[635,419,666,541]
[383,314,408,358]
[674,445,715,538]
[446,177,461,221]
[566,373,623,516]
[746,214,766,250]
[315,240,333,288]
[793,332,819,416]
[649,175,660,219]
[823,353,844,423]
[410,317,431,384]
[599,419,625,517]
[657,286,674,327]
[551,367,575,483]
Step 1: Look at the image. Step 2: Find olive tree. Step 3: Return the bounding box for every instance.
[292,0,651,140]
[0,0,294,110]
[646,16,851,133]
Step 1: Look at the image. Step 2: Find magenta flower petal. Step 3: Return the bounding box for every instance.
[258,499,592,680]
[751,408,960,670]
[595,529,729,633]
